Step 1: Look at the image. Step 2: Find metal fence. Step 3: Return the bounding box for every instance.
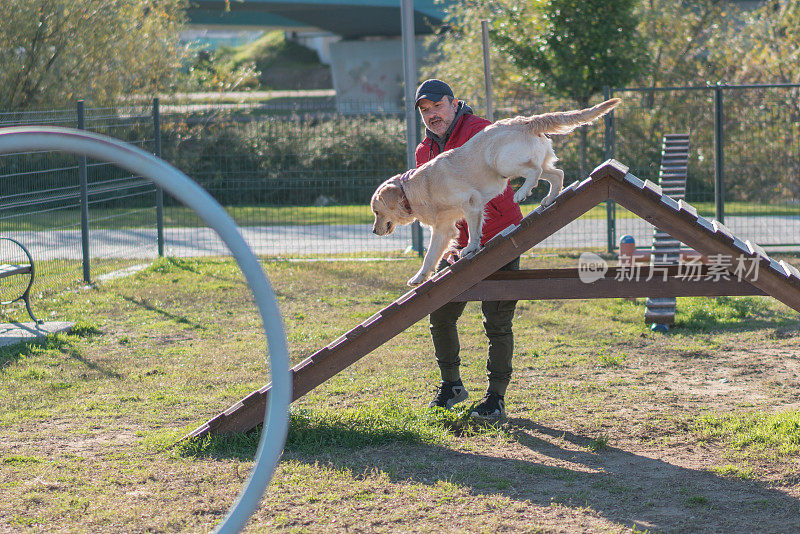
[0,104,160,305]
[156,99,412,257]
[609,83,800,251]
[1,84,799,308]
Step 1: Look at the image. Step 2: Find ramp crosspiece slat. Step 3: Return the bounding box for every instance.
[453,266,765,302]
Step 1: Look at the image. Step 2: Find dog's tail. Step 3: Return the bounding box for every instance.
[511,98,621,136]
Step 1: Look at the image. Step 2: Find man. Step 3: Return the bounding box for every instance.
[414,79,523,421]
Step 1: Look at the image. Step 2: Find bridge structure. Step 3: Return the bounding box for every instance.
[187,0,449,38]
[185,1,454,109]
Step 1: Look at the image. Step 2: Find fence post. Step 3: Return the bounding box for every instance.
[713,84,725,223]
[400,0,423,256]
[603,86,616,254]
[77,100,91,284]
[481,20,494,122]
[153,98,165,257]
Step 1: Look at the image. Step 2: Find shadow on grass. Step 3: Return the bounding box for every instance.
[176,401,502,460]
[0,344,25,371]
[498,420,800,532]
[120,295,208,331]
[64,344,122,379]
[178,402,800,533]
[149,257,249,286]
[0,325,120,378]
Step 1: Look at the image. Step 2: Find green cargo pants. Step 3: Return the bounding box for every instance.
[429,257,519,396]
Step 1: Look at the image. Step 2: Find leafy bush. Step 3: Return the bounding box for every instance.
[160,112,406,205]
[190,30,332,91]
[181,48,261,92]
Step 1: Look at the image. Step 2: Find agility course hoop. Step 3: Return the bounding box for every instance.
[0,127,291,534]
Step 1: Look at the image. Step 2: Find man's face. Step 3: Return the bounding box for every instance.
[417,96,458,137]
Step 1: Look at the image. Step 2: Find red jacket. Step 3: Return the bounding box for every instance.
[415,108,523,248]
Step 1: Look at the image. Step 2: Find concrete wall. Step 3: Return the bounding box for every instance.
[286,31,341,65]
[329,37,427,113]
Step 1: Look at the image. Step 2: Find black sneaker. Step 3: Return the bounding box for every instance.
[470,392,506,421]
[428,380,469,409]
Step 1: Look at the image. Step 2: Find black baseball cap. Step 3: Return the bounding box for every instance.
[414,79,454,108]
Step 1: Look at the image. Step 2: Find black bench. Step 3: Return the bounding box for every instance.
[0,237,42,323]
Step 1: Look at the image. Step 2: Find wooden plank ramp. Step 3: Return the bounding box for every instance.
[181,160,800,440]
[607,161,800,314]
[181,171,610,440]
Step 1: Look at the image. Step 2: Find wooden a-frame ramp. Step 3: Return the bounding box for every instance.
[183,160,800,440]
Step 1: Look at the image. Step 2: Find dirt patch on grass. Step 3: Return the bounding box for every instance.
[263,327,800,532]
[2,419,139,459]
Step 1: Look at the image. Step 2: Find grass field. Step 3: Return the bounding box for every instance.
[6,199,800,232]
[2,254,800,532]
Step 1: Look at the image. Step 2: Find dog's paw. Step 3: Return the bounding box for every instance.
[541,193,559,207]
[513,189,529,204]
[461,244,480,257]
[407,271,428,286]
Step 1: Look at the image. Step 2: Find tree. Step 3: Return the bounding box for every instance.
[491,0,648,175]
[634,0,731,89]
[720,0,800,84]
[420,0,532,107]
[0,0,188,110]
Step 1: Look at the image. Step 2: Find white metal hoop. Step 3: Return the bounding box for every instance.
[0,126,291,534]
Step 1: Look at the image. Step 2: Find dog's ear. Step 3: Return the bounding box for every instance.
[381,184,402,208]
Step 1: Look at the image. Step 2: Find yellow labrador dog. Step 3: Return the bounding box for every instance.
[371,98,620,286]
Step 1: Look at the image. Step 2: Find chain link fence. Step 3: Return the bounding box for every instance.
[157,99,411,257]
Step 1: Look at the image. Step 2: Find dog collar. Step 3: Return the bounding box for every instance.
[397,169,414,214]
